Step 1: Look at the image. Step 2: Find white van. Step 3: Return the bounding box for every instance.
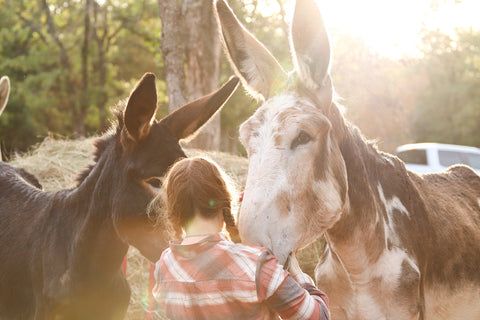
[395,143,480,175]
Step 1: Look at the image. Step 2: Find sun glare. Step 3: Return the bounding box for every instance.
[260,0,480,60]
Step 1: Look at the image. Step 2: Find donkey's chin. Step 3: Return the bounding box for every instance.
[133,240,167,262]
[270,243,295,266]
[276,251,290,267]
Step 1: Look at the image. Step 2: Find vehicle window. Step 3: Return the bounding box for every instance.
[396,149,427,165]
[438,150,465,167]
[466,153,480,169]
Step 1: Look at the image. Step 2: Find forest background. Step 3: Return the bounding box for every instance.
[1,0,479,158]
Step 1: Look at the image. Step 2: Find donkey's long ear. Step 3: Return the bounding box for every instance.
[124,73,158,142]
[291,0,333,107]
[0,76,10,117]
[162,76,239,140]
[215,0,286,100]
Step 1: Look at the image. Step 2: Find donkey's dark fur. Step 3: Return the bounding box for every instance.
[9,165,43,188]
[0,73,238,320]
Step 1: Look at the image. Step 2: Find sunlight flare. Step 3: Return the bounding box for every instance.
[259,0,480,59]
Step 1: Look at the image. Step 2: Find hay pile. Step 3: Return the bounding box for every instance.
[9,136,323,320]
[10,135,95,190]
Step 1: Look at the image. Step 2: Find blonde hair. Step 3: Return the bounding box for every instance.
[153,157,241,242]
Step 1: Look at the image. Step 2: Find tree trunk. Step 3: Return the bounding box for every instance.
[158,0,188,111]
[184,0,221,150]
[158,0,222,150]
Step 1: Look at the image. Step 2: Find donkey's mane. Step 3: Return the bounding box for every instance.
[345,122,383,159]
[330,101,385,165]
[75,105,126,186]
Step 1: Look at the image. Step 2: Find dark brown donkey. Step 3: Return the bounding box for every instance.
[216,0,480,319]
[0,73,239,320]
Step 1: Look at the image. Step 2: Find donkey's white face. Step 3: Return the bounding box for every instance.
[216,0,349,264]
[239,93,347,263]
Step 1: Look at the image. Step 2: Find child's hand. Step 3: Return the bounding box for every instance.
[285,253,303,277]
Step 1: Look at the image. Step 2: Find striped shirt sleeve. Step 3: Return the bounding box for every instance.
[255,250,330,320]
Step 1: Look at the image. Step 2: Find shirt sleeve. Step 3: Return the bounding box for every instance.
[255,250,330,320]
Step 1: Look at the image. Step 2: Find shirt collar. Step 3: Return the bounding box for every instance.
[169,232,228,258]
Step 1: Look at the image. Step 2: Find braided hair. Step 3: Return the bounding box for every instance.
[160,156,241,243]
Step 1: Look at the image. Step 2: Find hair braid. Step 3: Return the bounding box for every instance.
[223,207,241,243]
[172,224,184,241]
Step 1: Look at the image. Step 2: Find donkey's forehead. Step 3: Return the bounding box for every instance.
[240,93,319,135]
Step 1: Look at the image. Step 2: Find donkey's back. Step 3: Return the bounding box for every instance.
[409,165,480,320]
[414,164,480,234]
[0,162,48,318]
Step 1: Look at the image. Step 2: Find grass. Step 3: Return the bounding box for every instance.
[10,135,323,320]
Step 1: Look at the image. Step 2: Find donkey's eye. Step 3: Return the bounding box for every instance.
[146,177,163,188]
[291,131,311,149]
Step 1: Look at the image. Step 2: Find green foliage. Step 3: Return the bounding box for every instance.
[413,28,480,147]
[0,0,161,156]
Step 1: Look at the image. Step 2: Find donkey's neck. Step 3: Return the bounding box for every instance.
[326,121,401,275]
[60,149,128,273]
[66,151,115,218]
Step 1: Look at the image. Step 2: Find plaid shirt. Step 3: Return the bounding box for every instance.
[153,233,330,320]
